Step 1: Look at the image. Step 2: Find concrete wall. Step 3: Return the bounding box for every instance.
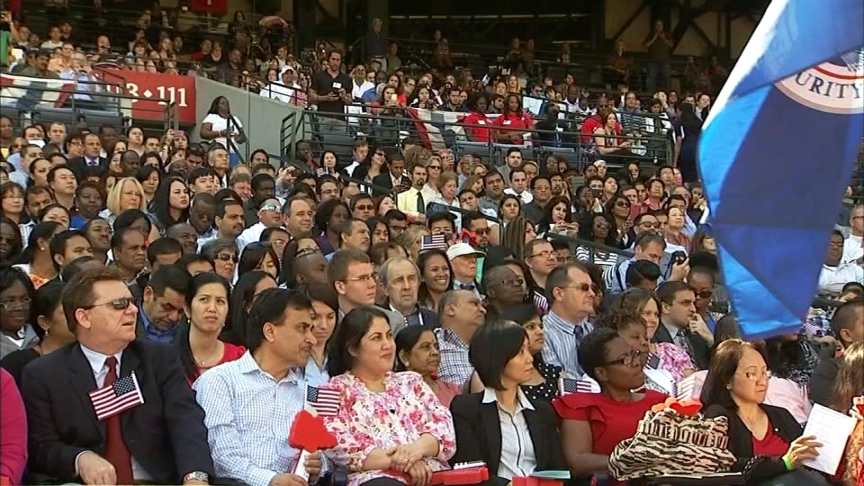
[604,0,759,59]
[193,77,307,162]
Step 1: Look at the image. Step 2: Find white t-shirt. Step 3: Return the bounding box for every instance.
[842,234,863,264]
[201,113,243,152]
[818,262,864,295]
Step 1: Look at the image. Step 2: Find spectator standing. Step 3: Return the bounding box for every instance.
[644,20,673,93]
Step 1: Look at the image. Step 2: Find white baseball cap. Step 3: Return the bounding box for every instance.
[446,243,485,260]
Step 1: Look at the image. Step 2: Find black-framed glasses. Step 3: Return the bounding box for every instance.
[86,297,134,311]
[297,247,323,258]
[606,350,643,367]
[216,253,239,262]
[695,290,713,299]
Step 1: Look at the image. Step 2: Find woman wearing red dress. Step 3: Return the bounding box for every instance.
[552,327,666,486]
[494,94,534,145]
[177,273,246,386]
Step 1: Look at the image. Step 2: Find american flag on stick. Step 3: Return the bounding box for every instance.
[305,385,340,417]
[88,372,144,421]
[421,234,448,252]
[559,376,598,395]
[675,374,698,401]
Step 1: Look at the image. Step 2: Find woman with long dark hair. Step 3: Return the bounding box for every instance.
[297,282,339,386]
[574,212,621,270]
[135,165,160,205]
[468,304,562,401]
[199,96,247,153]
[223,270,277,346]
[314,199,350,255]
[395,325,460,407]
[763,333,821,389]
[494,93,534,144]
[417,249,453,311]
[149,176,190,232]
[12,222,62,288]
[176,272,245,384]
[236,242,280,282]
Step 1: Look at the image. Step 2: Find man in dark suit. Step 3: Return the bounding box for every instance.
[653,280,713,370]
[371,153,409,197]
[67,132,109,180]
[379,256,440,332]
[449,322,564,485]
[21,267,214,485]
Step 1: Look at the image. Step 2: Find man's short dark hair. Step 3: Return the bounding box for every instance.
[832,298,864,345]
[191,192,216,209]
[383,209,407,224]
[146,264,191,298]
[523,238,552,260]
[251,173,275,191]
[328,249,370,282]
[483,169,503,183]
[245,288,313,352]
[656,280,694,306]
[175,254,215,274]
[62,267,127,333]
[463,211,486,231]
[426,212,456,232]
[110,226,141,251]
[146,237,184,266]
[216,199,242,219]
[49,230,87,271]
[61,256,99,282]
[46,164,75,185]
[470,321,527,390]
[336,219,364,248]
[187,167,216,186]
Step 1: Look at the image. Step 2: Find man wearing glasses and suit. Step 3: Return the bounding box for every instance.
[20,267,214,485]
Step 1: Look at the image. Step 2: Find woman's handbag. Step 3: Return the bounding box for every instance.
[607,398,737,481]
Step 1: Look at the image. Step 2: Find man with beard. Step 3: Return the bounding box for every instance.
[396,164,428,220]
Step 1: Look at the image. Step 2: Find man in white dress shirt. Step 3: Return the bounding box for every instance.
[843,204,864,264]
[236,198,283,251]
[193,289,323,486]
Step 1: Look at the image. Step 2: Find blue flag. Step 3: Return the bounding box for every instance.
[698,0,864,339]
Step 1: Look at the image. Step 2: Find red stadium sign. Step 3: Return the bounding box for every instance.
[101,69,197,125]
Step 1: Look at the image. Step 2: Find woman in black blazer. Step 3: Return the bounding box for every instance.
[701,339,827,485]
[450,321,565,486]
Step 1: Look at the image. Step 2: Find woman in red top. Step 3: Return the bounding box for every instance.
[0,369,26,485]
[702,340,822,484]
[494,94,534,144]
[177,273,246,386]
[553,327,666,486]
[462,95,492,143]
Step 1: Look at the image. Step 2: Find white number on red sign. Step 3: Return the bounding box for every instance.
[156,86,188,107]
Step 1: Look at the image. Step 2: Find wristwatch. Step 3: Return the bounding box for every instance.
[183,471,210,483]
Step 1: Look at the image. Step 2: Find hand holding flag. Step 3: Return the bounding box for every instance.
[88,371,144,421]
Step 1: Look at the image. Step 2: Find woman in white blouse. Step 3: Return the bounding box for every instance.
[199,96,247,153]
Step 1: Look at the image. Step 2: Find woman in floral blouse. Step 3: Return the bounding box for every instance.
[322,306,456,486]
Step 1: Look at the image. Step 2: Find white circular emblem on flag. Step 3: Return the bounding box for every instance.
[775,49,864,114]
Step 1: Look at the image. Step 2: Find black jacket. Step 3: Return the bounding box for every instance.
[652,321,712,370]
[808,356,840,408]
[703,403,801,484]
[21,341,214,484]
[67,156,109,181]
[449,392,565,486]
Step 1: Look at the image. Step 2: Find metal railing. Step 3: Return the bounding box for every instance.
[286,105,672,171]
[0,74,175,133]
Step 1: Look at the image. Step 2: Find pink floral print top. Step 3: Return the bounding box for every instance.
[321,371,456,486]
[654,342,696,381]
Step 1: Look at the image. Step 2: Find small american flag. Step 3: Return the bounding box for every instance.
[306,385,340,417]
[421,234,448,252]
[559,376,597,395]
[88,372,144,421]
[645,353,661,370]
[675,374,698,401]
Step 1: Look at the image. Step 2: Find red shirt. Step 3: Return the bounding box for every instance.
[751,422,790,457]
[462,112,492,143]
[494,112,534,144]
[580,115,623,143]
[188,343,247,385]
[553,390,667,485]
[0,369,26,485]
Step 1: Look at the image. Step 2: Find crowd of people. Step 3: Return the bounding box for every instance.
[1,7,864,486]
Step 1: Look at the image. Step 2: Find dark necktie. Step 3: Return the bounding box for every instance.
[103,357,134,485]
[417,191,425,214]
[459,283,475,291]
[88,158,99,167]
[573,324,586,375]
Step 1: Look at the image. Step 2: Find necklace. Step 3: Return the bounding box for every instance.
[194,344,222,366]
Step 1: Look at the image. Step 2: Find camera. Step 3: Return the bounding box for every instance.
[671,250,687,266]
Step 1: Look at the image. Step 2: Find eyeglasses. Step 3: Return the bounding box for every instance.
[297,247,323,258]
[736,370,771,381]
[0,298,31,311]
[527,250,555,260]
[260,204,280,212]
[606,350,643,367]
[563,283,599,293]
[216,253,238,262]
[86,297,134,311]
[355,205,374,211]
[615,201,630,208]
[502,278,524,287]
[695,290,713,299]
[639,222,662,229]
[428,165,442,170]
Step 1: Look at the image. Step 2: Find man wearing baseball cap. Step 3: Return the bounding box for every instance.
[446,243,484,300]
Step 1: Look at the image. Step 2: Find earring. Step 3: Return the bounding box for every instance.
[726,385,732,390]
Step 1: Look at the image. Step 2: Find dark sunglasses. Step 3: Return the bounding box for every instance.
[216,253,239,262]
[695,290,713,299]
[87,297,134,311]
[355,205,374,211]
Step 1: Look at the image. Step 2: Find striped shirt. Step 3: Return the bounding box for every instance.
[575,245,619,271]
[434,327,473,388]
[482,388,537,480]
[192,352,309,486]
[541,311,593,377]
